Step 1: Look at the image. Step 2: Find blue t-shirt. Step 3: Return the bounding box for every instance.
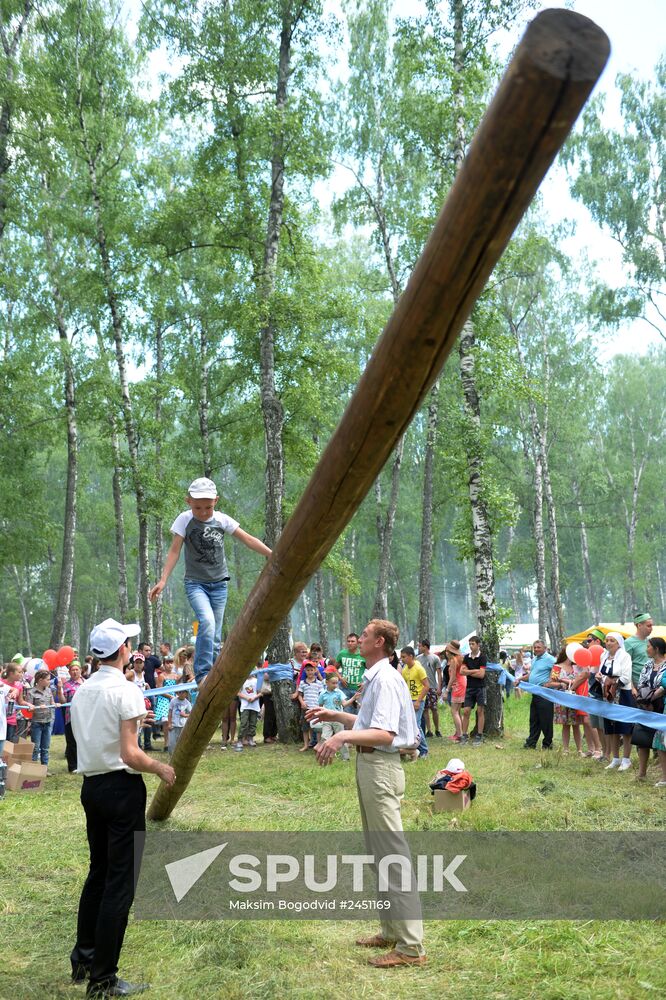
[529,653,556,686]
[318,688,344,711]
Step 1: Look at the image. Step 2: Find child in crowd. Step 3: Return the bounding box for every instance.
[2,663,26,744]
[317,673,349,761]
[548,652,593,754]
[166,689,192,754]
[297,662,325,752]
[235,672,261,750]
[28,668,55,769]
[131,654,147,690]
[154,656,178,743]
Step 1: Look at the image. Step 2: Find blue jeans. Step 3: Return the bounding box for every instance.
[414,703,429,756]
[31,720,53,765]
[184,578,229,683]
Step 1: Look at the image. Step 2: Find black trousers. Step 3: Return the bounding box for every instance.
[71,770,146,990]
[64,721,78,772]
[526,695,554,748]
[261,693,277,740]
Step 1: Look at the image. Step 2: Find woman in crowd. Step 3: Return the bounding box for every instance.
[598,631,634,771]
[586,630,609,760]
[634,636,666,781]
[445,641,466,742]
[173,645,195,679]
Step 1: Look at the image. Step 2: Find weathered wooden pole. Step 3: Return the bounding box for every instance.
[149,9,609,821]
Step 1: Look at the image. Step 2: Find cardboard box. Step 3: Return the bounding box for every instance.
[2,738,34,765]
[432,788,471,813]
[6,761,47,793]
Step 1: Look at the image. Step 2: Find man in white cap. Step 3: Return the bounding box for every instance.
[149,478,271,683]
[70,618,175,998]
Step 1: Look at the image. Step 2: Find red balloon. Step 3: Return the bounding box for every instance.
[57,645,76,667]
[587,644,603,667]
[42,649,58,669]
[573,647,593,668]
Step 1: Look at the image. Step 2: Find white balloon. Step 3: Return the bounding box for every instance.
[565,642,582,661]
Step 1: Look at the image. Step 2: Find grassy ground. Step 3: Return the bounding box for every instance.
[1,696,665,999]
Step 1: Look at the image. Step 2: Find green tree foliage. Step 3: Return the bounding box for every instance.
[566,61,666,341]
[1,2,665,663]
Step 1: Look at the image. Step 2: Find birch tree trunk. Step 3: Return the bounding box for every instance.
[70,607,81,652]
[45,228,78,648]
[372,434,404,618]
[656,561,666,621]
[11,564,31,654]
[85,176,151,635]
[522,429,548,641]
[341,587,351,640]
[417,380,440,641]
[507,525,520,621]
[153,322,165,644]
[198,322,212,479]
[301,590,311,638]
[539,345,563,650]
[314,569,328,654]
[511,320,562,649]
[94,328,129,618]
[256,7,297,663]
[451,0,501,739]
[572,478,599,622]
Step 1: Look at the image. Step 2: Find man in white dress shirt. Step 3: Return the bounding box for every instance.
[70,619,176,998]
[308,618,426,968]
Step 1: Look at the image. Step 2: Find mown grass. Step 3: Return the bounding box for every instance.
[1,696,664,999]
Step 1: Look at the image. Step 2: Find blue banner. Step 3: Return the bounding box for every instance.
[520,681,666,731]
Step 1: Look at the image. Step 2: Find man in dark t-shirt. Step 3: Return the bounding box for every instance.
[138,643,159,689]
[460,635,487,745]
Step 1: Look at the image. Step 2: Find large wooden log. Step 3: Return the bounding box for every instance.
[149,9,609,820]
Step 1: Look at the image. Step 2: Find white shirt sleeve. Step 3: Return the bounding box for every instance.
[120,681,147,720]
[214,511,240,534]
[170,510,192,537]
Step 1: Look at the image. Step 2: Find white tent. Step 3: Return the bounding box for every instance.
[453,623,540,654]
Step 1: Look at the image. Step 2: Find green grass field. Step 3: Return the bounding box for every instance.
[2,696,665,1000]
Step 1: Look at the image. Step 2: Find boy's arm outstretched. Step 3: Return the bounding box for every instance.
[149,534,184,602]
[233,527,272,558]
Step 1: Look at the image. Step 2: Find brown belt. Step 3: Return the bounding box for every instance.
[356,746,375,754]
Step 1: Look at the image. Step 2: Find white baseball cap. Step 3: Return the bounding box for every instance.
[89,618,141,658]
[188,477,218,499]
[445,758,465,774]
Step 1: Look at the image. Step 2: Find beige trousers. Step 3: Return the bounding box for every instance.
[355,751,425,956]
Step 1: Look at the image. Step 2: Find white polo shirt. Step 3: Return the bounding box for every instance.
[70,666,147,777]
[354,658,419,752]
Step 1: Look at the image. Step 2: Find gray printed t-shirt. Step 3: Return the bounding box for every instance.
[171,510,240,583]
[417,652,442,689]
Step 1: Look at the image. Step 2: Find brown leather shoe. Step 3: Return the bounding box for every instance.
[355,934,396,948]
[368,950,426,968]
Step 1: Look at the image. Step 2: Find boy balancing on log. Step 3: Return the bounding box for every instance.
[149,478,271,684]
